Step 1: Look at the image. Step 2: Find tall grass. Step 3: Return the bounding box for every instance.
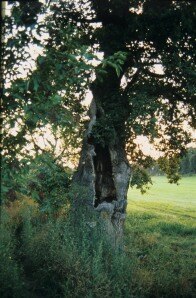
[0,197,133,298]
[0,176,195,297]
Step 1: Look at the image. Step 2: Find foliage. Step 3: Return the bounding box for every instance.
[96,51,128,80]
[130,165,152,194]
[157,156,181,184]
[2,0,90,166]
[92,115,117,147]
[0,177,195,297]
[2,0,196,185]
[0,210,27,298]
[21,153,72,213]
[0,198,133,298]
[1,153,72,214]
[180,148,196,175]
[1,2,196,295]
[146,148,196,177]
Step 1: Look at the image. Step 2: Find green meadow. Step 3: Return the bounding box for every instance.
[125,176,196,297]
[1,176,195,297]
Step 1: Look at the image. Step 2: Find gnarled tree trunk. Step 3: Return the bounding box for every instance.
[73,80,131,246]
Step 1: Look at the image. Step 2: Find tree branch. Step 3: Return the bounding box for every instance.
[123,68,141,95]
[142,69,165,78]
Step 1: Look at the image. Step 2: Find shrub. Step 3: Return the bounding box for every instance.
[2,153,72,214]
[0,208,27,298]
[0,195,133,298]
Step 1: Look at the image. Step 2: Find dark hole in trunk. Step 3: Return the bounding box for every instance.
[93,144,117,207]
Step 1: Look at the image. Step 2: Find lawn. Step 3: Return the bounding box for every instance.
[125,176,196,297]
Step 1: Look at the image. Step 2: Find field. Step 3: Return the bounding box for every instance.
[1,176,195,297]
[125,176,196,297]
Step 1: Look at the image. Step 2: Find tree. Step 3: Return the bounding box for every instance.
[180,148,196,174]
[2,1,196,245]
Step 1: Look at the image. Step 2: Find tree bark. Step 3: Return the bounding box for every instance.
[73,89,131,247]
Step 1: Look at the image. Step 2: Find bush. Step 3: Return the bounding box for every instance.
[0,208,27,298]
[2,153,72,214]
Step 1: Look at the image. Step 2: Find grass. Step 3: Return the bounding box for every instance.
[125,176,196,297]
[1,176,195,297]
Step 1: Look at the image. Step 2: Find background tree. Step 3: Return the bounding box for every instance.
[2,1,196,244]
[180,148,196,175]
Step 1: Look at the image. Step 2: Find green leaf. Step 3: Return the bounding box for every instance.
[33,76,39,92]
[26,80,30,91]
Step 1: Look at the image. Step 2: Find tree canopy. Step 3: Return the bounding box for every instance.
[2,0,196,182]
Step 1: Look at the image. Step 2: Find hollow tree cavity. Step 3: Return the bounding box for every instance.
[73,73,131,246]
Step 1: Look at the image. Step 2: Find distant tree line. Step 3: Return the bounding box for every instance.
[149,148,196,176]
[180,148,196,175]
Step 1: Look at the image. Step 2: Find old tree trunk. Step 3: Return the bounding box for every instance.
[73,69,131,246]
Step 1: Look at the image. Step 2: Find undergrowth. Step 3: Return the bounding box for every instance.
[1,193,195,298]
[0,196,133,298]
[1,167,195,297]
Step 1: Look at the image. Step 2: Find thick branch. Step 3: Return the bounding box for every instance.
[123,68,141,95]
[143,69,165,78]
